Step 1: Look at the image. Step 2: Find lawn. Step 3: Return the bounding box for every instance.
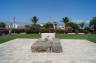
[0,34,41,44]
[0,34,96,44]
[56,34,96,43]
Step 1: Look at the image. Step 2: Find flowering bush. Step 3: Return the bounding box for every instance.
[0,29,9,35]
[25,29,33,34]
[45,29,49,33]
[0,30,3,35]
[3,29,9,34]
[11,29,25,34]
[34,29,40,34]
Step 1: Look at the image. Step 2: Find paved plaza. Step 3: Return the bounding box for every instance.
[0,39,96,63]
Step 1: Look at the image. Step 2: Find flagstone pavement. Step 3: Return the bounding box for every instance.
[0,38,96,63]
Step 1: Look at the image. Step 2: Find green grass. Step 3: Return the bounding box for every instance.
[56,34,96,43]
[0,34,96,44]
[0,34,40,44]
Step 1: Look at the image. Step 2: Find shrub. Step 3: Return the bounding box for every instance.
[84,30,89,34]
[75,30,79,34]
[0,29,9,35]
[34,29,40,34]
[84,27,93,31]
[79,29,84,33]
[14,29,20,34]
[50,29,55,33]
[0,30,3,36]
[84,27,94,34]
[45,29,49,33]
[55,29,59,33]
[40,28,45,33]
[3,29,9,34]
[91,31,96,34]
[25,29,33,34]
[11,29,25,34]
[64,30,68,34]
[55,29,62,34]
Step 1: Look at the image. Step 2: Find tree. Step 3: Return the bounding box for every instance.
[31,16,38,25]
[62,17,70,27]
[25,25,31,29]
[90,17,96,31]
[84,27,93,31]
[66,22,79,30]
[43,22,53,29]
[0,22,6,29]
[31,24,41,29]
[79,22,84,29]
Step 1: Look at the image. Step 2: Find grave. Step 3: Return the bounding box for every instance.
[31,33,62,53]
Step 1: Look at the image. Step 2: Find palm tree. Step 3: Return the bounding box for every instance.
[90,17,96,31]
[62,17,70,27]
[79,22,84,29]
[31,16,38,25]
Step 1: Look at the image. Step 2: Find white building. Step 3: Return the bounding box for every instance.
[6,23,25,29]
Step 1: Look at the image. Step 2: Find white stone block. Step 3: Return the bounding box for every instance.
[41,33,55,41]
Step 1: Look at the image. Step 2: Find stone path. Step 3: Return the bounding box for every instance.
[0,39,96,63]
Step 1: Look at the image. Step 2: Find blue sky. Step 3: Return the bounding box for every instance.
[0,0,96,24]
